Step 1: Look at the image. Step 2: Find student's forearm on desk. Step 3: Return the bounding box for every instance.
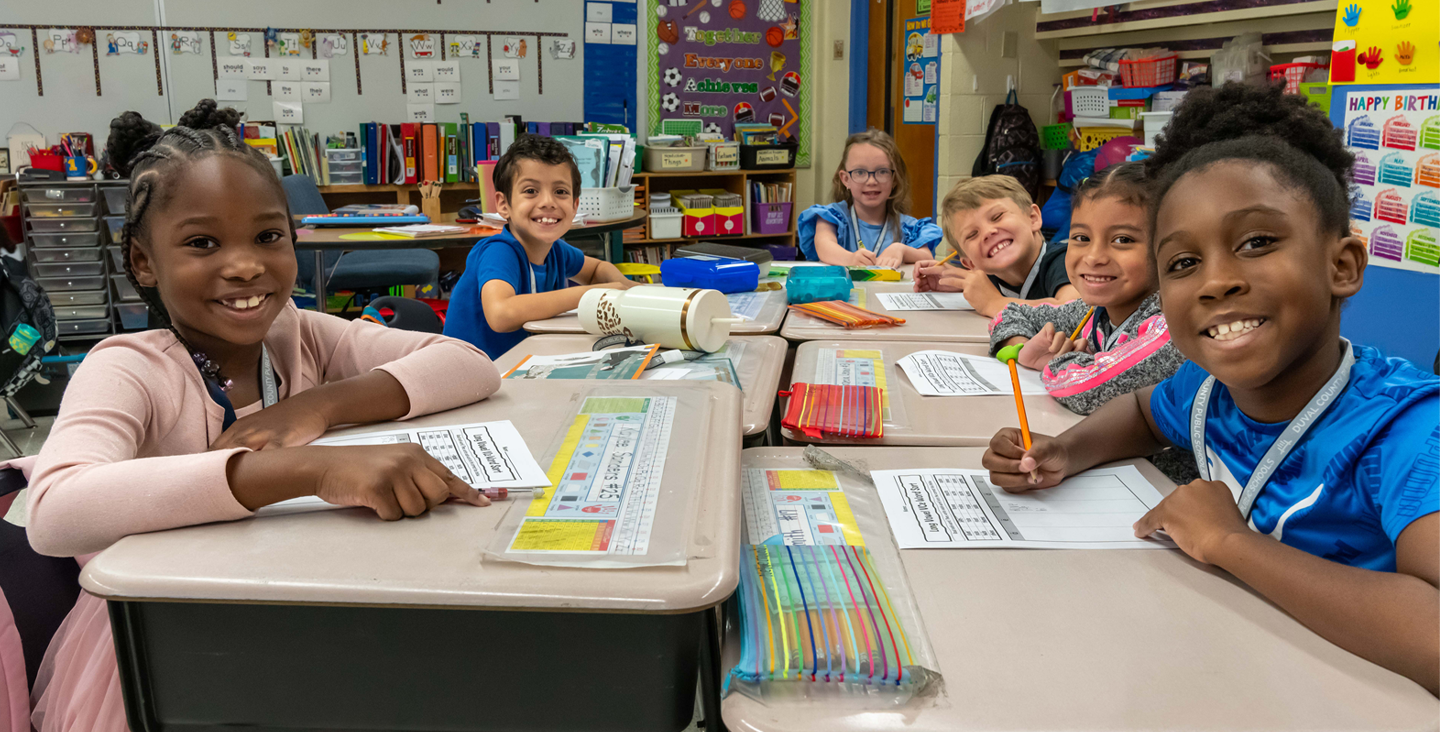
[226,447,325,510]
[1209,518,1440,695]
[1054,387,1169,474]
[281,369,411,429]
[482,287,590,332]
[583,260,630,285]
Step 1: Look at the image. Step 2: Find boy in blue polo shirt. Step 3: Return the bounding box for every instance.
[444,135,634,358]
[983,85,1438,694]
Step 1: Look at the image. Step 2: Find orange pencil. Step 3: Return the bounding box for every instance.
[1069,306,1095,341]
[995,344,1033,450]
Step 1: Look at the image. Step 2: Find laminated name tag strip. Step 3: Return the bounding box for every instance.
[729,467,941,703]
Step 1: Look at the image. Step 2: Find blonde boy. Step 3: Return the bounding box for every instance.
[914,175,1079,317]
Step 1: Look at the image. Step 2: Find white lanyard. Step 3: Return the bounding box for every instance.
[1189,340,1354,518]
[996,241,1047,300]
[259,345,279,408]
[528,264,538,295]
[847,203,890,256]
[1100,307,1147,351]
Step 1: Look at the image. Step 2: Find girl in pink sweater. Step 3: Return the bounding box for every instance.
[23,100,501,731]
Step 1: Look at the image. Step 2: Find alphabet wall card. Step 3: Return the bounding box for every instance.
[227,32,252,57]
[408,82,436,104]
[449,35,482,59]
[0,33,26,58]
[406,103,435,122]
[436,81,462,104]
[494,59,520,81]
[552,39,576,59]
[247,60,277,80]
[303,81,331,104]
[408,33,435,59]
[218,59,248,79]
[302,59,330,81]
[106,32,148,56]
[502,37,527,58]
[433,61,460,81]
[278,60,302,81]
[216,79,247,101]
[319,34,348,58]
[0,58,19,82]
[407,61,434,82]
[361,33,389,55]
[278,32,303,56]
[44,29,79,54]
[274,80,302,101]
[272,100,303,124]
[170,30,202,55]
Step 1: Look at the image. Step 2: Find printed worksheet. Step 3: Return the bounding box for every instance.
[896,350,1046,396]
[507,395,675,556]
[871,465,1171,549]
[257,421,550,516]
[875,292,974,311]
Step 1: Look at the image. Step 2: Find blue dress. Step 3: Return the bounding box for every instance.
[796,201,943,261]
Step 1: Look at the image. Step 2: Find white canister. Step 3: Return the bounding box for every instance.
[578,285,738,352]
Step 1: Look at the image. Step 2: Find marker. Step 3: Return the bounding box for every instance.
[480,487,547,501]
[995,344,1038,481]
[1069,306,1095,341]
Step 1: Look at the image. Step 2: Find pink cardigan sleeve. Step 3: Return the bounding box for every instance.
[25,347,253,557]
[298,310,501,419]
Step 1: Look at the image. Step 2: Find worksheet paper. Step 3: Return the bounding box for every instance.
[896,350,1047,396]
[875,292,973,311]
[872,465,1171,549]
[256,420,550,516]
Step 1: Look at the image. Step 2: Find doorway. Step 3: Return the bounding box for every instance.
[864,0,938,218]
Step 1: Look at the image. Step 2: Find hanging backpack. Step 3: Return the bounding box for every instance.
[972,89,1043,201]
[0,259,56,401]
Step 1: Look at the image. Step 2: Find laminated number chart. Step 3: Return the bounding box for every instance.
[871,465,1171,549]
[508,396,676,557]
[815,348,893,422]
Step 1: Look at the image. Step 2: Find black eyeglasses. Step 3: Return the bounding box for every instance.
[844,168,894,184]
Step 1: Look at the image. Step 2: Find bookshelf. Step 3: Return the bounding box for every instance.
[628,169,799,260]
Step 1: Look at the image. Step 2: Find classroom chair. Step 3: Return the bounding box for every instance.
[281,176,440,307]
[365,296,444,334]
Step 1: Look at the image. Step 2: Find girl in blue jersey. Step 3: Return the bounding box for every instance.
[797,130,943,268]
[983,83,1438,695]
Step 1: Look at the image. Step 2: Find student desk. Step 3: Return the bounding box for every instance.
[783,340,1081,446]
[724,447,1438,732]
[81,380,743,732]
[779,282,991,343]
[524,288,791,336]
[493,334,788,441]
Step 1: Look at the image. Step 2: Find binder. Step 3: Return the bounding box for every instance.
[363,123,378,185]
[440,123,458,183]
[401,123,418,184]
[386,124,405,185]
[421,123,439,183]
[486,122,501,160]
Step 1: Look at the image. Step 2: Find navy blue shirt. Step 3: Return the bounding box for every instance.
[443,227,586,359]
[1149,345,1439,572]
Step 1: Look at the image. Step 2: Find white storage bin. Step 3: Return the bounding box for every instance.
[326,148,362,162]
[1141,111,1174,149]
[648,207,683,239]
[1069,87,1111,118]
[577,186,637,222]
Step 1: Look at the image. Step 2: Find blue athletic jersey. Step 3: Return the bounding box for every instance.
[442,227,586,359]
[1150,345,1439,572]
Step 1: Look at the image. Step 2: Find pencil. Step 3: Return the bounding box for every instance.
[1069,306,1095,341]
[995,344,1033,450]
[935,250,959,266]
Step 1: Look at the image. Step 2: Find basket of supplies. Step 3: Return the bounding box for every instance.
[1118,52,1178,88]
[577,186,637,222]
[1269,62,1329,95]
[1075,127,1132,152]
[1041,123,1074,150]
[1068,87,1111,118]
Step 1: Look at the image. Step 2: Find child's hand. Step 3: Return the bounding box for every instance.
[1018,323,1090,370]
[850,248,878,267]
[982,429,1069,492]
[1133,479,1248,563]
[600,279,640,291]
[212,398,331,451]
[947,269,1003,315]
[312,444,489,520]
[876,244,906,269]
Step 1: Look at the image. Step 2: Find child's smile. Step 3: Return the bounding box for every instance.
[499,159,577,253]
[1066,195,1151,313]
[955,199,1039,273]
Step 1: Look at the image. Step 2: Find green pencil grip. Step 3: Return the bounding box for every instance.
[996,344,1023,364]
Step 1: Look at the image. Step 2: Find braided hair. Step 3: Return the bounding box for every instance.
[104,99,292,388]
[1143,82,1355,239]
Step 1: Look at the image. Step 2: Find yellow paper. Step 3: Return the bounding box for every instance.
[510,519,609,551]
[1329,0,1437,85]
[774,470,841,491]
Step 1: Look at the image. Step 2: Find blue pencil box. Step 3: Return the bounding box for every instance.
[660,255,759,294]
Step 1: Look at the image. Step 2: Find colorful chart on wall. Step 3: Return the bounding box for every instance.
[900,16,941,125]
[1341,87,1440,274]
[647,0,813,166]
[1328,0,1437,85]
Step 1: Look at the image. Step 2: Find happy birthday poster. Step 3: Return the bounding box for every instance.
[1342,87,1440,274]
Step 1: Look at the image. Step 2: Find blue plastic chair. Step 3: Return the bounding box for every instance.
[281,175,440,303]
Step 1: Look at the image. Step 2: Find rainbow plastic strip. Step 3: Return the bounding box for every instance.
[787,300,905,329]
[781,383,884,440]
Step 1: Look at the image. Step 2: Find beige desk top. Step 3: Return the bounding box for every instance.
[779,282,992,343]
[80,380,743,614]
[492,334,787,436]
[784,340,1082,447]
[725,447,1438,732]
[524,288,790,336]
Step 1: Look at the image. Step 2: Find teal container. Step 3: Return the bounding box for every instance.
[785,265,852,305]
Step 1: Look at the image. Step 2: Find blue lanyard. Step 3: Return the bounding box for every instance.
[204,346,279,431]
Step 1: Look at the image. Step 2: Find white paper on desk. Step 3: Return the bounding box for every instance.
[872,465,1172,549]
[725,291,771,321]
[256,420,550,517]
[875,291,973,311]
[897,350,1047,396]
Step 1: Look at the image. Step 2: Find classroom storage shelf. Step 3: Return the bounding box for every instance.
[629,168,798,253]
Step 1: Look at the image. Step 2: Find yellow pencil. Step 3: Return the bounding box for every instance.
[1069,306,1095,341]
[936,250,959,266]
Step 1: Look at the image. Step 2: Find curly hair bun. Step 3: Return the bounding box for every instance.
[105,111,164,179]
[176,99,243,132]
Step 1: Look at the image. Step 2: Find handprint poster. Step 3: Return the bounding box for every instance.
[1341,87,1440,274]
[1330,0,1436,84]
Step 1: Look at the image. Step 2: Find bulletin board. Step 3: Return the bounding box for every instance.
[1327,0,1437,86]
[0,1,587,148]
[645,0,813,166]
